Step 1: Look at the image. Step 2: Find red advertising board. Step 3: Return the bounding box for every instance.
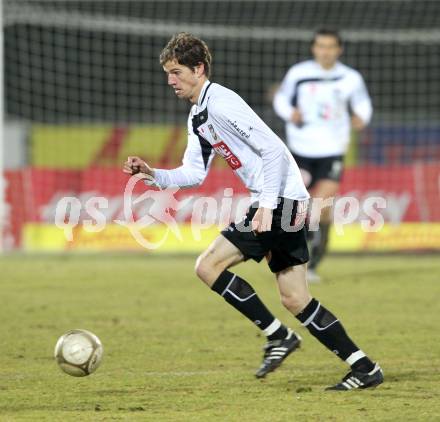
[4,164,440,250]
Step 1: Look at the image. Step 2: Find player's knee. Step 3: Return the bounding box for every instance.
[280,292,310,314]
[194,254,221,285]
[194,255,210,282]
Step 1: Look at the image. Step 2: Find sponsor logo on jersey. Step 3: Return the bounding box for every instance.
[207,124,218,141]
[227,119,251,139]
[212,141,242,170]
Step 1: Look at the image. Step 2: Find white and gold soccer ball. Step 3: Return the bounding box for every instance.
[54,329,103,377]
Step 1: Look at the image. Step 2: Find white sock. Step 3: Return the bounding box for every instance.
[346,350,366,366]
[263,319,282,337]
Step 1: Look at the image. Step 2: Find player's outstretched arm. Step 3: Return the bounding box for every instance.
[123,138,214,190]
[123,154,208,189]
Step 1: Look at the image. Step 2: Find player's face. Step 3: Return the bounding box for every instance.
[163,60,205,103]
[312,35,342,69]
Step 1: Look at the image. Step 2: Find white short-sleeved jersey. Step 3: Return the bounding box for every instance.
[273,60,373,158]
[152,80,309,209]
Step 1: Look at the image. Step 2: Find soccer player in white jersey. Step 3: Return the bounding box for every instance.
[274,29,373,282]
[123,33,382,390]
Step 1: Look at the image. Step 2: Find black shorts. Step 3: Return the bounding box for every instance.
[292,153,344,189]
[221,198,309,273]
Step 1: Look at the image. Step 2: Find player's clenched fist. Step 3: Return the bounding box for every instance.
[251,207,273,234]
[123,156,154,179]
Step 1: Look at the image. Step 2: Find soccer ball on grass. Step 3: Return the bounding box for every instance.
[54,329,103,377]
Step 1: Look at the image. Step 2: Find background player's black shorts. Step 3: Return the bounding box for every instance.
[292,153,344,189]
[221,198,309,273]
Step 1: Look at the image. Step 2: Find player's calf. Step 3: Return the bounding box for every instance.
[211,270,299,376]
[195,254,223,287]
[211,270,284,334]
[296,298,381,383]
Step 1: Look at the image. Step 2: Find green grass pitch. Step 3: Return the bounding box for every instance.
[0,253,439,421]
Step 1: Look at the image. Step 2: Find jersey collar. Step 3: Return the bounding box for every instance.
[315,61,341,74]
[197,80,212,106]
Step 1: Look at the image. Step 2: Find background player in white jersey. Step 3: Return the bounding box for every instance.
[124,33,382,390]
[274,29,373,282]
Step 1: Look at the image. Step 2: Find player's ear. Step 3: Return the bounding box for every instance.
[194,62,205,78]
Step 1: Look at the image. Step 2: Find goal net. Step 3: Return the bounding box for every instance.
[2,0,440,252]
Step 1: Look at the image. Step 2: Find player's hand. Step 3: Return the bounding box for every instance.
[351,115,366,131]
[123,156,154,178]
[251,207,273,234]
[291,108,303,126]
